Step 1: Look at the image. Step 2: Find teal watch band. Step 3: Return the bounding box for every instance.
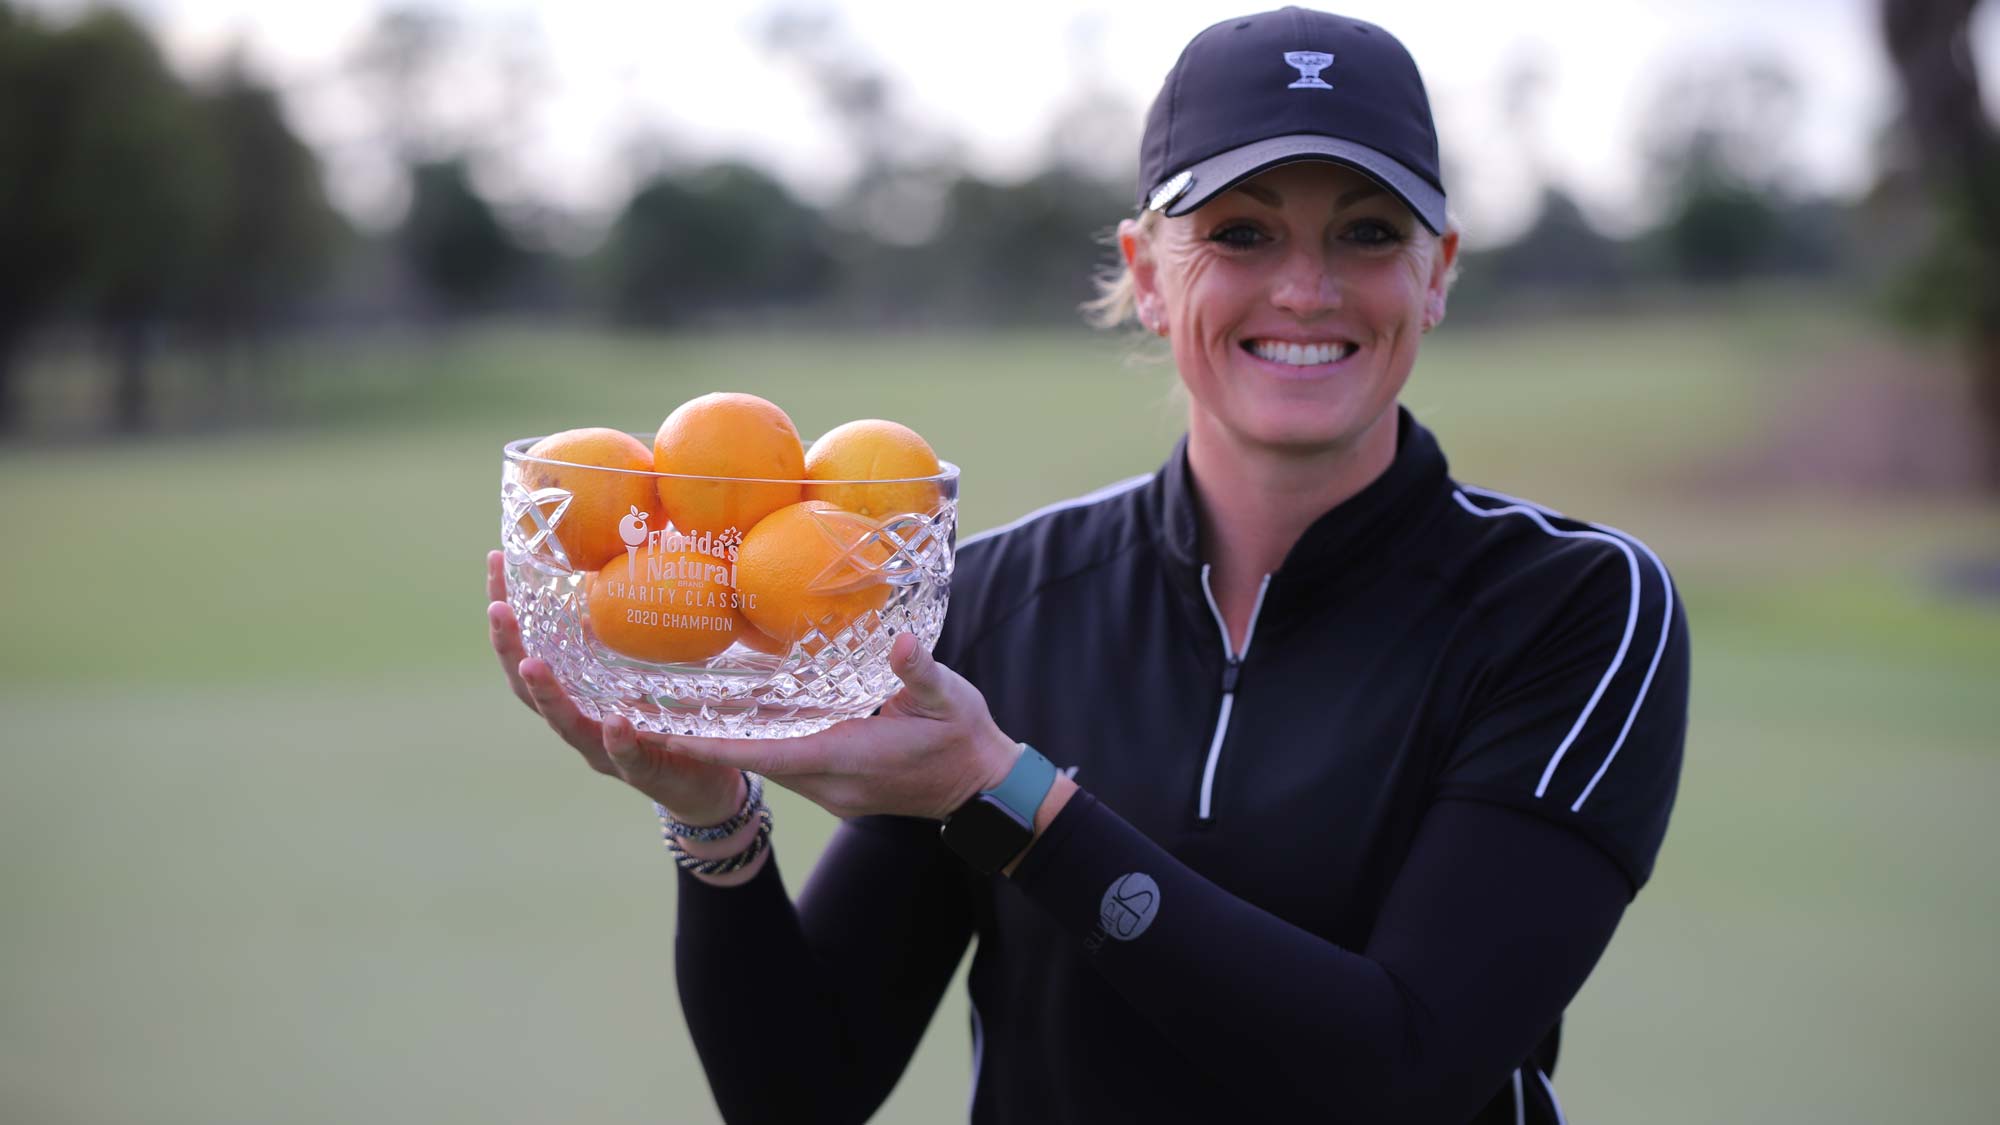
[986,743,1058,824]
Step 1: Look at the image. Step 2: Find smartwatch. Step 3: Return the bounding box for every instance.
[940,743,1058,874]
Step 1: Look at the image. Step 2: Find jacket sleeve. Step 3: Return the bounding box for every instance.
[674,813,974,1124]
[1009,793,1630,1123]
[672,544,996,1124]
[1438,530,1689,890]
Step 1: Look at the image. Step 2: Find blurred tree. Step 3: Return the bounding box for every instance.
[757,6,958,246]
[188,58,342,402]
[1881,0,2000,489]
[924,169,1131,322]
[1482,187,1634,293]
[39,8,222,431]
[346,5,454,167]
[1638,54,1813,282]
[346,6,552,318]
[601,162,832,325]
[1655,154,1785,282]
[752,7,1134,326]
[398,157,522,317]
[1042,12,1139,187]
[821,167,1131,327]
[0,2,73,430]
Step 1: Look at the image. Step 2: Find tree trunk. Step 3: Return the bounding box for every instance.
[1882,0,2000,490]
[1976,321,2000,489]
[0,323,20,435]
[110,317,152,434]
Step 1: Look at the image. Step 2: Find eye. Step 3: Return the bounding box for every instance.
[1206,222,1268,249]
[1344,219,1406,246]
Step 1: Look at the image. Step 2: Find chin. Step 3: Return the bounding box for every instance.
[1226,412,1361,455]
[1229,394,1394,456]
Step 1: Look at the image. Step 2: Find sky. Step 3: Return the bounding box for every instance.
[39,0,2000,248]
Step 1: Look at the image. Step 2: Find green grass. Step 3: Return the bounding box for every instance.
[3,299,1998,1123]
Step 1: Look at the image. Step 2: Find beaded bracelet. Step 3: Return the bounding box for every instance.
[665,805,774,877]
[654,771,763,842]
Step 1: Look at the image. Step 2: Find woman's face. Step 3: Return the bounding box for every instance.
[1124,162,1458,458]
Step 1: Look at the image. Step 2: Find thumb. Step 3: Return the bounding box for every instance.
[890,633,952,712]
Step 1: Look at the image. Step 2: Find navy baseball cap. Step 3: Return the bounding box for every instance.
[1138,7,1448,233]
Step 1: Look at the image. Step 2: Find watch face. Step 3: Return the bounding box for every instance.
[941,794,1034,874]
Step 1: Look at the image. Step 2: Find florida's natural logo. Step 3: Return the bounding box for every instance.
[598,505,754,637]
[616,507,744,591]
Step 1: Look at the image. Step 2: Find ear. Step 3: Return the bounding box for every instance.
[1120,218,1167,335]
[1423,228,1460,331]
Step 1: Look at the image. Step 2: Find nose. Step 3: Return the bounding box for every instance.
[1269,243,1341,317]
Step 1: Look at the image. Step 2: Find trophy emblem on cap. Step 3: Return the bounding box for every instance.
[1284,51,1334,90]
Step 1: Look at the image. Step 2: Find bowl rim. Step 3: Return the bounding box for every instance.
[504,433,961,486]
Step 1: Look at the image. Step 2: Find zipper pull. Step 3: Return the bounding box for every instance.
[1221,659,1241,694]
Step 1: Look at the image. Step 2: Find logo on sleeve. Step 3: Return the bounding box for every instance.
[1097,872,1161,941]
[1285,50,1334,89]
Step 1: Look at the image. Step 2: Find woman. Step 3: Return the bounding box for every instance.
[484,8,1688,1122]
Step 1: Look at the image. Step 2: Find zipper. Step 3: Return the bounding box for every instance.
[1196,565,1272,823]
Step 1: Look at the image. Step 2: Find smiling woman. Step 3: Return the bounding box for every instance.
[486,8,1690,1125]
[1126,163,1457,470]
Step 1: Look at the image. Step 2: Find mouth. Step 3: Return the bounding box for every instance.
[1241,338,1360,368]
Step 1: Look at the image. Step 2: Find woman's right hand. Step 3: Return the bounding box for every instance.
[485,550,745,825]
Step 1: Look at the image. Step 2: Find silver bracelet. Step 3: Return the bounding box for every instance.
[666,805,774,877]
[654,771,763,842]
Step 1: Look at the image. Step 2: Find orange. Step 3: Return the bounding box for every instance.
[653,392,805,537]
[733,623,792,657]
[586,545,750,664]
[521,428,664,570]
[736,500,893,647]
[803,418,943,520]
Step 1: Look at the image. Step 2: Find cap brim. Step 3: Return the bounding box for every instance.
[1156,133,1447,234]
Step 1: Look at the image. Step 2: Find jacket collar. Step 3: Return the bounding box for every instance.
[1149,406,1451,610]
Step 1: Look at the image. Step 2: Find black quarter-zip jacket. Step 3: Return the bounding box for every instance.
[675,409,1689,1124]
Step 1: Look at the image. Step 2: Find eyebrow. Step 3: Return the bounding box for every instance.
[1232,181,1384,209]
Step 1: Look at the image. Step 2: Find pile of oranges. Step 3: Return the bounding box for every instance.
[518,392,942,664]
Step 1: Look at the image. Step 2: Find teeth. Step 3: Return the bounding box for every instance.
[1250,340,1352,366]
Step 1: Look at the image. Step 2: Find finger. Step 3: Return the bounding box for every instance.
[519,657,614,771]
[600,717,750,786]
[667,732,824,777]
[624,724,840,788]
[488,602,534,709]
[600,714,647,778]
[889,633,952,714]
[486,550,506,602]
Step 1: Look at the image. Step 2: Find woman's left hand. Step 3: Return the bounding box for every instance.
[613,633,1020,821]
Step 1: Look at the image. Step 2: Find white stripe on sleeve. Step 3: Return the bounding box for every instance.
[1453,487,1673,809]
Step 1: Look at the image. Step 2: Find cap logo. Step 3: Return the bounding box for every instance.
[1284,50,1334,90]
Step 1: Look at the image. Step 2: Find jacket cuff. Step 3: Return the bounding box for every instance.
[1009,790,1167,948]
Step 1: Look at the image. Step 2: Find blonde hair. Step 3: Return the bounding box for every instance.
[1080,206,1464,332]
